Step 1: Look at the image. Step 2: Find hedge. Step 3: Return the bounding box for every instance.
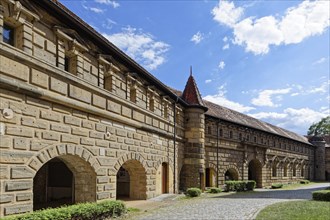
[207,187,222,194]
[312,190,330,201]
[271,183,283,189]
[186,188,202,197]
[225,180,256,192]
[300,180,310,184]
[3,200,126,220]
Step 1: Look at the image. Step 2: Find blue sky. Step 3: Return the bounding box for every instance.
[60,0,329,135]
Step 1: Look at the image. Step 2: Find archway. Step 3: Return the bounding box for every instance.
[205,168,216,187]
[116,159,147,200]
[225,168,238,181]
[33,155,96,210]
[248,159,262,188]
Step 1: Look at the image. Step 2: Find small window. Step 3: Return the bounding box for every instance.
[229,131,233,138]
[164,106,168,119]
[3,24,15,46]
[219,129,223,137]
[254,136,257,143]
[64,56,70,72]
[207,126,211,135]
[246,135,250,141]
[239,133,242,140]
[149,98,154,111]
[130,87,136,103]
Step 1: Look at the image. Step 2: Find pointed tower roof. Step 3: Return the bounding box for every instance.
[181,68,208,111]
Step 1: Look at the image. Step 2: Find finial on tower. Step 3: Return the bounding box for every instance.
[190,65,192,76]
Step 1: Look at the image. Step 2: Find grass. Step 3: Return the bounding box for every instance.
[256,200,330,220]
[271,181,318,190]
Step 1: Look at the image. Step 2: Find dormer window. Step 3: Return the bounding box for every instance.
[3,24,15,46]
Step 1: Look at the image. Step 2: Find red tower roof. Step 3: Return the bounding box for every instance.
[181,72,207,111]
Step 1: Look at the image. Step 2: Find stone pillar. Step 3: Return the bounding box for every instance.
[181,108,205,190]
[311,138,326,181]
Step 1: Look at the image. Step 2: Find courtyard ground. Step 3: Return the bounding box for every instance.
[121,182,330,220]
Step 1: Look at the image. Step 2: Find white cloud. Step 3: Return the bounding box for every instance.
[212,1,244,27]
[212,0,330,55]
[223,36,228,42]
[205,79,212,84]
[102,27,170,70]
[90,7,104,13]
[222,44,229,50]
[307,80,329,94]
[251,88,291,107]
[249,107,328,134]
[313,57,327,65]
[102,19,117,30]
[95,0,120,8]
[218,61,225,69]
[191,31,204,44]
[204,84,255,113]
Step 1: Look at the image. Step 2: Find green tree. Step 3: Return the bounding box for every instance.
[308,116,330,136]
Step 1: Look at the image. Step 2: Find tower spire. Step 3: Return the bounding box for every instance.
[190,65,192,76]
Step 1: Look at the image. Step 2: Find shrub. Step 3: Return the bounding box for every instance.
[3,200,126,220]
[246,181,256,191]
[312,190,330,201]
[208,187,222,193]
[271,183,283,189]
[225,181,256,192]
[300,180,310,184]
[186,188,202,197]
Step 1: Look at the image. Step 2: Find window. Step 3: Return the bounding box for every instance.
[3,24,14,46]
[293,166,296,177]
[64,56,70,72]
[149,98,154,111]
[239,133,242,140]
[246,135,250,141]
[272,163,277,177]
[254,136,257,143]
[130,87,136,102]
[229,131,233,138]
[207,126,211,135]
[219,129,223,137]
[164,105,168,119]
[283,164,288,177]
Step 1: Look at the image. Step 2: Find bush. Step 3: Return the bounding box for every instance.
[246,181,256,191]
[208,187,222,193]
[3,200,126,220]
[271,183,283,189]
[300,180,310,184]
[225,181,256,192]
[312,190,330,201]
[186,188,202,197]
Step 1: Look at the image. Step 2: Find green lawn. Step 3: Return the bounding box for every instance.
[256,200,330,220]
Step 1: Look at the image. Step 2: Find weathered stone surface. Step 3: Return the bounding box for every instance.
[0,56,29,81]
[50,77,68,95]
[69,85,91,104]
[4,204,32,215]
[31,68,48,88]
[11,167,34,179]
[6,181,32,191]
[92,94,106,109]
[0,195,14,204]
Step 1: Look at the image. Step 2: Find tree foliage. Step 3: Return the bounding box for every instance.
[307,116,330,136]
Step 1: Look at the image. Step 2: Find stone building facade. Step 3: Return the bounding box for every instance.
[0,0,325,217]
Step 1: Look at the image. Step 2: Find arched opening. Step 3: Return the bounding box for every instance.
[293,165,297,177]
[272,162,277,177]
[116,159,146,200]
[162,162,169,193]
[205,168,216,187]
[248,159,262,188]
[33,155,96,210]
[283,163,288,177]
[225,168,238,181]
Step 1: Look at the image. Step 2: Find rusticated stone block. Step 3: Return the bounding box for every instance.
[11,167,34,179]
[4,204,32,215]
[92,94,106,109]
[16,193,32,202]
[13,138,30,150]
[40,111,61,122]
[107,100,121,114]
[0,56,29,82]
[6,181,32,191]
[31,69,48,88]
[0,194,14,204]
[69,85,91,104]
[6,126,33,137]
[0,151,34,164]
[97,192,110,200]
[64,115,81,126]
[50,77,68,95]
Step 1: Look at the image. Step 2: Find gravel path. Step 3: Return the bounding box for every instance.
[131,182,330,220]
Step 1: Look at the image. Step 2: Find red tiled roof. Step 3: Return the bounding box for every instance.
[181,75,206,109]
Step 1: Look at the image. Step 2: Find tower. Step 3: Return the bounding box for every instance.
[180,70,208,190]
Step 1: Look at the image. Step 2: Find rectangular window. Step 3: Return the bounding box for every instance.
[64,56,70,72]
[3,24,14,46]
